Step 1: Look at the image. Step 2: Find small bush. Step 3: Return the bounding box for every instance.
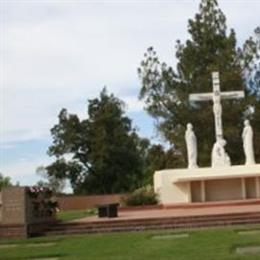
[122,185,158,206]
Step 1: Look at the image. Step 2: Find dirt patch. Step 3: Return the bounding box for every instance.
[236,246,260,255]
[238,230,260,235]
[0,244,18,249]
[31,258,59,260]
[152,233,189,240]
[26,242,56,248]
[0,242,56,249]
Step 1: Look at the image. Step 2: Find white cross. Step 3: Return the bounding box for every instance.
[189,72,245,141]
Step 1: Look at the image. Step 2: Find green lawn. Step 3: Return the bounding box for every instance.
[57,209,97,222]
[1,226,260,259]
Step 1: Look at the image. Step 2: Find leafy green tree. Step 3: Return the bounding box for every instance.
[138,0,260,166]
[142,144,185,185]
[46,88,144,194]
[0,173,12,190]
[36,166,66,194]
[144,144,167,184]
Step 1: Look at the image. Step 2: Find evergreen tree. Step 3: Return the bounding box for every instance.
[0,173,12,190]
[36,166,66,194]
[46,88,144,194]
[138,0,260,166]
[142,144,185,185]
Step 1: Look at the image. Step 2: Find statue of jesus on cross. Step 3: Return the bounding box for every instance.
[189,72,245,167]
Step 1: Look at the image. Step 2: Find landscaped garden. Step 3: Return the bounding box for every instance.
[1,226,260,259]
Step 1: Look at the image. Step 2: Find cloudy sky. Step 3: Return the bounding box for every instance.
[0,0,259,189]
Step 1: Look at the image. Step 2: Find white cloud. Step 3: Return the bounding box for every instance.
[1,0,259,145]
[122,96,145,113]
[0,155,51,184]
[0,0,259,187]
[0,154,72,192]
[0,143,15,150]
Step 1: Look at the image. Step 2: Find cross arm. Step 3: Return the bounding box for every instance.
[189,93,213,102]
[220,91,245,100]
[189,90,245,102]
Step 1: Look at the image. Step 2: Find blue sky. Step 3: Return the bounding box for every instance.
[0,0,259,190]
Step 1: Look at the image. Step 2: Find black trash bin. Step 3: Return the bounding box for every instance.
[97,203,119,218]
[98,205,108,218]
[107,203,119,218]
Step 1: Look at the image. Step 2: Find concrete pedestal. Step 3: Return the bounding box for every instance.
[154,164,260,205]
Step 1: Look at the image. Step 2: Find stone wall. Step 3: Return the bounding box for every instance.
[205,179,242,201]
[0,192,2,222]
[1,187,27,225]
[57,194,125,211]
[0,187,57,238]
[0,224,27,238]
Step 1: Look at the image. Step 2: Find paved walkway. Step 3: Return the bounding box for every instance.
[73,201,260,223]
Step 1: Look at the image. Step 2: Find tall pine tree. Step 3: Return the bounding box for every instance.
[138,0,260,167]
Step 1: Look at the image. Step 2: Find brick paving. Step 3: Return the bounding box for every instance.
[73,199,260,223]
[44,200,260,236]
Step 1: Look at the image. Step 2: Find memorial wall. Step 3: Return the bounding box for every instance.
[0,187,57,238]
[0,192,2,222]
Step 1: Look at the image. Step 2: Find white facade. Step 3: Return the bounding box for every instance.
[154,164,260,205]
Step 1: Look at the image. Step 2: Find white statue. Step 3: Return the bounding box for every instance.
[212,138,231,168]
[242,120,255,165]
[185,123,198,169]
[213,94,223,138]
[189,72,245,168]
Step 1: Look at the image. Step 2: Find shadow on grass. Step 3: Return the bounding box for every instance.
[2,253,67,259]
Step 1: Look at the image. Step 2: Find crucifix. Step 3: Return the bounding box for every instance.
[189,72,245,141]
[188,72,245,167]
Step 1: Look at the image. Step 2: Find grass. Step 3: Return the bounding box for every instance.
[57,209,97,222]
[1,225,260,259]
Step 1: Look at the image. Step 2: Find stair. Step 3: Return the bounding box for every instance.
[43,211,260,236]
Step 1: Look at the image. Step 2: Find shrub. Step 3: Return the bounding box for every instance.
[122,185,158,206]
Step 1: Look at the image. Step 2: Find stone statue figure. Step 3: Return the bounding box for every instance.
[242,120,255,165]
[185,123,198,169]
[213,93,223,138]
[212,138,231,168]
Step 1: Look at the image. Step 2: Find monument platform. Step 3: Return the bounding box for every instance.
[154,164,260,205]
[42,200,260,236]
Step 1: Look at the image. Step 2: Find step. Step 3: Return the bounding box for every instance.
[43,216,260,236]
[58,211,260,224]
[44,219,260,236]
[48,212,260,231]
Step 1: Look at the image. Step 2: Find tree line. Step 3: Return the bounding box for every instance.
[43,0,259,194]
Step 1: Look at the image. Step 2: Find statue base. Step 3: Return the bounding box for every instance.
[154,164,260,206]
